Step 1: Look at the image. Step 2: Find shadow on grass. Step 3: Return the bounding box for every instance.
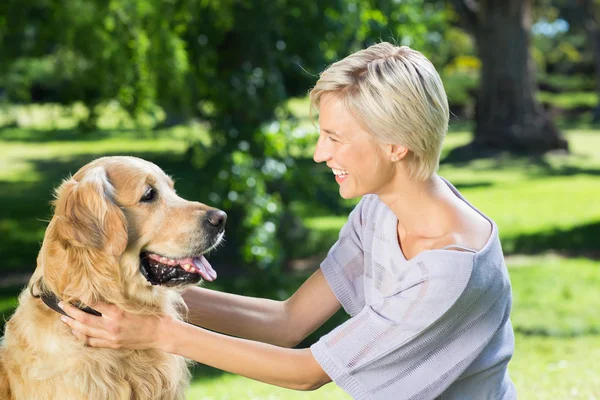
[441,146,600,177]
[515,326,600,338]
[451,181,494,190]
[189,362,228,383]
[503,221,600,258]
[526,155,600,178]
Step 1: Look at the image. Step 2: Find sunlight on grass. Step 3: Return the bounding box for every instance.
[508,255,600,336]
[0,139,188,182]
[0,125,209,183]
[538,91,598,110]
[510,334,600,399]
[454,178,600,244]
[1,102,168,130]
[186,373,349,399]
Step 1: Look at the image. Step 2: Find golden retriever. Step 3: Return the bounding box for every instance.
[0,156,226,400]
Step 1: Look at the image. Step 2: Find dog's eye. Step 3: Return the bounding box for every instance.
[140,187,156,203]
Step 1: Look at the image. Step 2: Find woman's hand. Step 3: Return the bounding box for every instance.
[58,301,172,351]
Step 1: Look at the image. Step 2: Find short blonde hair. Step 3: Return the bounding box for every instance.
[310,42,449,181]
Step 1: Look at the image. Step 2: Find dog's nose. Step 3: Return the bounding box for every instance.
[205,209,227,231]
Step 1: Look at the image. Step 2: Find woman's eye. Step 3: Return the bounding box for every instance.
[328,136,339,143]
[140,187,156,203]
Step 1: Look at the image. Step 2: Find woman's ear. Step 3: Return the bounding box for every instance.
[390,144,409,162]
[42,167,128,305]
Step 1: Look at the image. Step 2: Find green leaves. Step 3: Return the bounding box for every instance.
[0,0,454,294]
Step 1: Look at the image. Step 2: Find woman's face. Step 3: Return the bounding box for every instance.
[313,94,394,199]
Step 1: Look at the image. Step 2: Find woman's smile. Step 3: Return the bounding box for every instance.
[334,174,348,184]
[332,167,349,184]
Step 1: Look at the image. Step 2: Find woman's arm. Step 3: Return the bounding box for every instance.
[181,286,290,345]
[60,301,331,390]
[58,270,338,391]
[180,268,341,347]
[160,317,331,391]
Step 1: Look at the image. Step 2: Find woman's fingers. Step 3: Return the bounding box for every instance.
[58,301,100,325]
[70,328,88,343]
[60,313,112,340]
[87,337,123,349]
[59,301,120,321]
[58,302,115,340]
[57,301,161,350]
[87,302,122,318]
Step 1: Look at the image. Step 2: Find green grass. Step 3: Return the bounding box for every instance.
[1,104,600,399]
[186,371,349,399]
[510,334,600,399]
[538,91,598,110]
[508,256,600,337]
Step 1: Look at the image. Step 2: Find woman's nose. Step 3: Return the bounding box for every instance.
[313,137,332,163]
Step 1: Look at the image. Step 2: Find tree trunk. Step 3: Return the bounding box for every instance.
[451,0,569,155]
[582,2,600,122]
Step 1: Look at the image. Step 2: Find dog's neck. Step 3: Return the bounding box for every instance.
[30,278,102,317]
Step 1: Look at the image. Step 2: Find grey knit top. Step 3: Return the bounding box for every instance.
[310,178,517,400]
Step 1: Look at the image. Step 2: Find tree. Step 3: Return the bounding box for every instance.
[449,0,569,154]
[0,0,451,295]
[551,0,600,121]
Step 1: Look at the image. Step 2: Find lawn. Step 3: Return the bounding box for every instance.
[1,104,599,399]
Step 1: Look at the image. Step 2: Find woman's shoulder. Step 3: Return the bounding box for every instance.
[431,216,493,254]
[349,194,386,222]
[434,176,498,255]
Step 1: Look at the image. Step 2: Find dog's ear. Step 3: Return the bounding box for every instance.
[41,167,128,305]
[53,168,127,255]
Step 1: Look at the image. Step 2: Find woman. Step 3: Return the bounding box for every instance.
[61,42,516,399]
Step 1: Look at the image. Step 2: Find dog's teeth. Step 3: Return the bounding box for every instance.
[160,257,167,263]
[168,259,176,266]
[183,264,192,271]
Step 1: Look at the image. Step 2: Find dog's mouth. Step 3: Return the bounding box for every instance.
[139,252,217,287]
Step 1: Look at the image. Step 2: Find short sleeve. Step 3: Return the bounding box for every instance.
[319,196,374,317]
[311,251,512,400]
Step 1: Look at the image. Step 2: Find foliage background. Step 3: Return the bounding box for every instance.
[1,0,599,398]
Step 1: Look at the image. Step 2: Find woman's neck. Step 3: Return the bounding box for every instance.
[377,174,456,240]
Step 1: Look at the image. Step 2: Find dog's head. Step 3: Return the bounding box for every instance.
[36,156,226,308]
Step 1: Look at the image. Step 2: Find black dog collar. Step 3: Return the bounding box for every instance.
[30,278,102,317]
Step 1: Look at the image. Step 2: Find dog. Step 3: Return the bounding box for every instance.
[0,156,226,400]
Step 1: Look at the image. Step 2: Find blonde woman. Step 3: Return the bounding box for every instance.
[62,42,516,399]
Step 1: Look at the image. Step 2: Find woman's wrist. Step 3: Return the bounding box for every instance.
[155,313,177,353]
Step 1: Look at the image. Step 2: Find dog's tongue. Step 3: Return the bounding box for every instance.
[188,256,217,281]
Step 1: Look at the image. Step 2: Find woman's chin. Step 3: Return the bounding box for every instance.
[339,186,363,200]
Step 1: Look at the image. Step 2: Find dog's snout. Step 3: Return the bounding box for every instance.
[205,209,227,231]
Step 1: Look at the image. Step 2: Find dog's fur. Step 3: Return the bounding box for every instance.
[0,156,224,400]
